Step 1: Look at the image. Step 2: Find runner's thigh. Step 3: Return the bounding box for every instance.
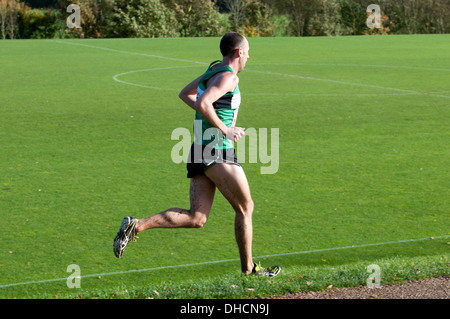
[204,163,253,212]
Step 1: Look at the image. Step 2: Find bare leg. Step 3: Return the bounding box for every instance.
[135,175,216,232]
[205,163,254,275]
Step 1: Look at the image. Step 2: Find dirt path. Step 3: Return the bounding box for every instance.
[266,277,449,299]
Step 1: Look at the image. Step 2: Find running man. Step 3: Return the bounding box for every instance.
[113,32,280,277]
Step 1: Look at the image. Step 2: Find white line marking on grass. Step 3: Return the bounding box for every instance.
[52,40,449,99]
[0,235,447,289]
[112,67,443,98]
[113,68,418,97]
[112,66,202,90]
[256,235,450,259]
[247,69,450,99]
[251,62,450,73]
[49,40,208,65]
[245,92,416,97]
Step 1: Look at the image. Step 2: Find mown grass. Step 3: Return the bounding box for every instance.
[39,253,448,299]
[1,35,449,299]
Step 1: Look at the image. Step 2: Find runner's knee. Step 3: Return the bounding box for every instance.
[235,199,254,217]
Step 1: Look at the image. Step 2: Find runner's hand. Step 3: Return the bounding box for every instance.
[226,127,245,142]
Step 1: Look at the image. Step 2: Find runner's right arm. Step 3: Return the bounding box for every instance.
[179,75,203,110]
[194,72,245,142]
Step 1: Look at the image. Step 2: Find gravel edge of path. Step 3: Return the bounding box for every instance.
[264,276,449,299]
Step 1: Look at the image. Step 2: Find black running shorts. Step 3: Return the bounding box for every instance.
[186,143,240,178]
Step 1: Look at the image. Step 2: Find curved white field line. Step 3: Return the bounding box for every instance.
[112,68,428,98]
[50,40,450,99]
[113,66,201,91]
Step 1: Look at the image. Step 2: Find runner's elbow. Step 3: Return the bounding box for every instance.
[178,89,188,102]
[194,99,206,112]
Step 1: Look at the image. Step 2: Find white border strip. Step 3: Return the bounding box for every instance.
[1,235,447,289]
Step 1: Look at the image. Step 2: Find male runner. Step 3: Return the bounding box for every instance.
[113,32,280,277]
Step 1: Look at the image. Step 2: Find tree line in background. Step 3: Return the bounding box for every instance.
[1,0,449,39]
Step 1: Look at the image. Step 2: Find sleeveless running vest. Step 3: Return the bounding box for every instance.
[194,60,241,149]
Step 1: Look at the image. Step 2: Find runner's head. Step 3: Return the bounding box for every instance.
[220,32,249,72]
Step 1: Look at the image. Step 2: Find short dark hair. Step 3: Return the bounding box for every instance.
[220,32,246,57]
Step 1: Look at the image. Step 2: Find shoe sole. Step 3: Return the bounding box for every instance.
[113,217,134,258]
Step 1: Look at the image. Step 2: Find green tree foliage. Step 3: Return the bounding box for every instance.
[163,0,222,37]
[227,0,273,36]
[338,0,366,35]
[2,0,449,39]
[61,0,116,38]
[106,0,178,38]
[274,0,449,36]
[241,0,273,36]
[19,8,67,38]
[1,0,25,39]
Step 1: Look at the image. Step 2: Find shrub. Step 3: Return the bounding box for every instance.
[106,0,178,38]
[240,0,272,36]
[164,0,222,37]
[1,0,28,39]
[19,8,68,39]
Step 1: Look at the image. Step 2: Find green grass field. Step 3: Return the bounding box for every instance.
[0,35,449,299]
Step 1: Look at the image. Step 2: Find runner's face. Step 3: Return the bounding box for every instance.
[238,40,250,72]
